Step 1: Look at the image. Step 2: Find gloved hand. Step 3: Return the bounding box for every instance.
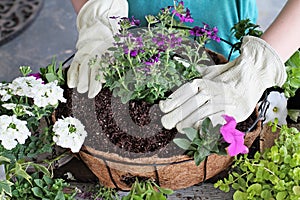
[67,0,128,98]
[159,36,287,133]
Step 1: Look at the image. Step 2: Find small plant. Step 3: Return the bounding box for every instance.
[122,179,173,200]
[173,118,227,165]
[39,57,66,86]
[0,156,76,199]
[0,62,86,199]
[174,115,253,165]
[282,50,300,98]
[97,1,219,104]
[214,123,300,200]
[228,18,263,59]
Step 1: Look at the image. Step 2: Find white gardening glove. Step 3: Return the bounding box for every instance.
[67,0,128,98]
[159,36,287,133]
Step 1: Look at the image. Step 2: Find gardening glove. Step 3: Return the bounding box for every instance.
[67,0,128,98]
[159,36,287,133]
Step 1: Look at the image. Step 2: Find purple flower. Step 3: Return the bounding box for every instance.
[172,1,194,23]
[152,33,182,51]
[130,50,138,57]
[28,73,44,84]
[189,24,220,42]
[130,16,140,27]
[220,115,249,157]
[189,26,206,37]
[144,54,160,66]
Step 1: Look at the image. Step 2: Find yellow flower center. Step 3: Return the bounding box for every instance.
[273,107,278,113]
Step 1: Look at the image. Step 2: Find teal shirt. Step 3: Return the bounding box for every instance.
[128,0,258,60]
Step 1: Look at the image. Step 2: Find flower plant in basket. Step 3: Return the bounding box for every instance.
[0,62,81,199]
[90,0,254,165]
[96,1,220,104]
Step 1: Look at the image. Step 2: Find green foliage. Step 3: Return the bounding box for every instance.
[282,50,300,98]
[92,185,119,200]
[173,118,227,166]
[0,62,75,199]
[231,19,263,41]
[230,19,263,54]
[98,5,211,104]
[122,179,173,200]
[39,57,66,86]
[0,156,76,199]
[11,173,76,200]
[214,123,300,199]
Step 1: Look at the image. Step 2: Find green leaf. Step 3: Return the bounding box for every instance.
[157,187,173,195]
[260,190,272,199]
[233,191,248,200]
[0,156,11,163]
[30,163,51,177]
[182,127,197,141]
[288,109,300,122]
[15,162,32,184]
[293,186,300,195]
[34,179,44,188]
[43,175,53,186]
[232,183,241,190]
[45,73,58,83]
[194,149,209,166]
[247,183,262,195]
[32,187,44,198]
[54,191,65,200]
[173,138,191,150]
[276,191,287,200]
[200,117,213,135]
[0,180,13,196]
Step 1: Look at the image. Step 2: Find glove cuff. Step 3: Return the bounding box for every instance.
[241,36,287,87]
[76,0,128,32]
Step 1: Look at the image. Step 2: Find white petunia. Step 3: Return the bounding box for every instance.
[33,81,66,108]
[264,91,288,125]
[0,83,11,102]
[0,115,31,150]
[52,117,87,153]
[9,76,44,97]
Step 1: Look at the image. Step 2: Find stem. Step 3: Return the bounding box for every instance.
[115,66,129,91]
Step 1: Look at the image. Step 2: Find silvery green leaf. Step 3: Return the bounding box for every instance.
[173,138,191,150]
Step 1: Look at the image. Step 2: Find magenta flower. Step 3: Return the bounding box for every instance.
[28,73,44,84]
[189,23,220,43]
[172,1,194,23]
[220,115,249,157]
[129,16,140,27]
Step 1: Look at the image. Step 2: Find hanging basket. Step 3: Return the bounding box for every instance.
[79,124,260,191]
[56,50,261,191]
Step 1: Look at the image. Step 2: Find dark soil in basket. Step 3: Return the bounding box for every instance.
[55,85,258,160]
[55,51,257,159]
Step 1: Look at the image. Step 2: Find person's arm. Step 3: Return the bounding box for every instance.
[71,0,88,14]
[261,0,300,62]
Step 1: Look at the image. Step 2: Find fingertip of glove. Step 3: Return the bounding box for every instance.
[160,115,175,131]
[158,100,168,113]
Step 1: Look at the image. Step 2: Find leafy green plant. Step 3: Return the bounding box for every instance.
[98,2,219,104]
[39,57,66,86]
[122,179,173,200]
[282,50,300,98]
[0,62,85,200]
[92,185,119,200]
[214,123,300,200]
[227,18,263,60]
[173,118,227,166]
[0,155,76,200]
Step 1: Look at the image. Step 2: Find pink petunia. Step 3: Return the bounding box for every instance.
[220,115,249,156]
